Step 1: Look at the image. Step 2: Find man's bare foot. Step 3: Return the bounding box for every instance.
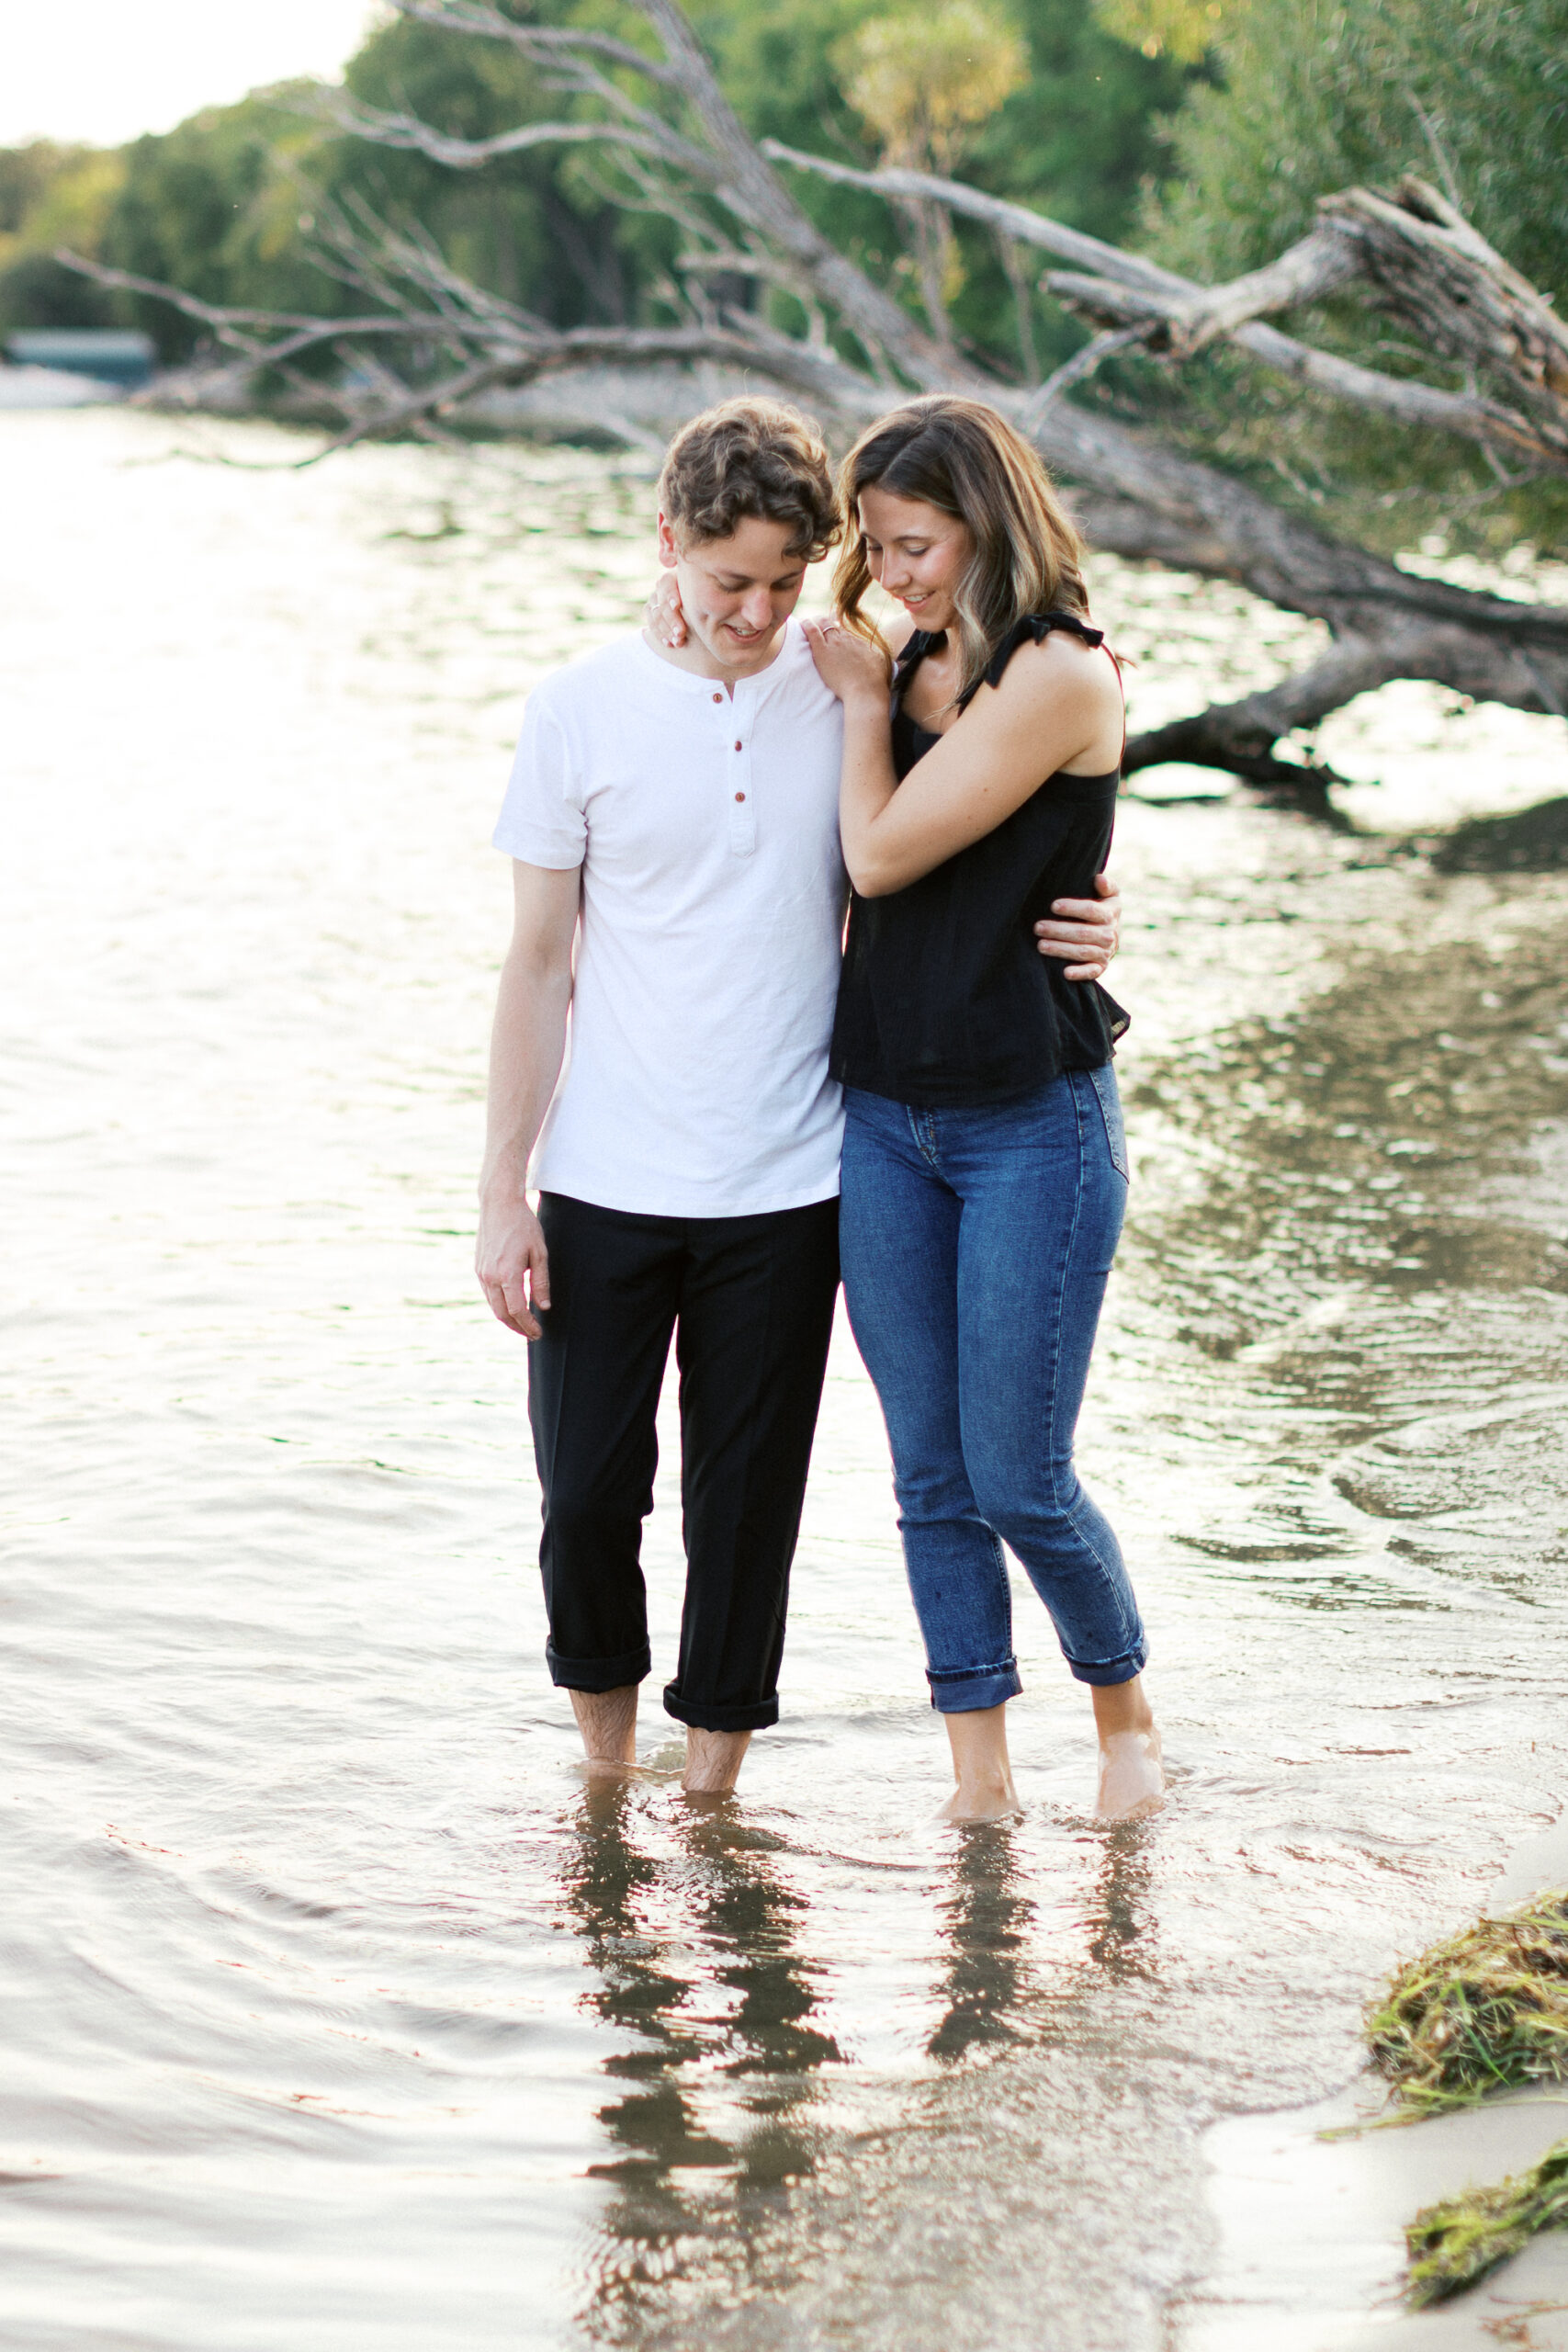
[570,1684,638,1772]
[682,1725,750,1799]
[1095,1727,1164,1821]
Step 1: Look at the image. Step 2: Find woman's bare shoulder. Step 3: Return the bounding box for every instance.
[992,621,1120,716]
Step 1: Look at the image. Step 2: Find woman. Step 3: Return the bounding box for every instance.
[802,397,1162,1826]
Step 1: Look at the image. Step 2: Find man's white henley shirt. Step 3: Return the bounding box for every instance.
[492,618,849,1219]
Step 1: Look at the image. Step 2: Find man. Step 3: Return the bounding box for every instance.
[476,398,1118,1798]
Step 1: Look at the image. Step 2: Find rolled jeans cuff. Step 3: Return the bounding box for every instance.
[662,1681,779,1734]
[547,1640,651,1693]
[927,1658,1023,1714]
[1066,1640,1147,1688]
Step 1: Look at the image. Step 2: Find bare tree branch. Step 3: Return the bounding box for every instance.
[1021,323,1157,418]
[1045,272,1568,469]
[1323,178,1568,409]
[766,141,1568,470]
[761,139,1190,294]
[317,92,709,177]
[623,0,958,387]
[386,0,686,89]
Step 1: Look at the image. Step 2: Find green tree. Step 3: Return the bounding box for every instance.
[699,0,1194,378]
[0,143,126,332]
[832,0,1029,347]
[102,90,337,357]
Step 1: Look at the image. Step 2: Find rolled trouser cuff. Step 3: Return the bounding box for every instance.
[662,1681,779,1733]
[547,1640,651,1693]
[1066,1641,1147,1688]
[927,1658,1023,1714]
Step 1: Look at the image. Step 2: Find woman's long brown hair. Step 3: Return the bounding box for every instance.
[832,397,1092,707]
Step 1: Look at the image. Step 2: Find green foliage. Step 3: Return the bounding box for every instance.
[102,91,339,358]
[0,0,1191,381]
[833,3,1030,171]
[0,143,126,334]
[1093,0,1225,65]
[335,12,639,327]
[1153,0,1568,295]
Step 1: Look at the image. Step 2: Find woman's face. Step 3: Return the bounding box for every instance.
[856,485,973,632]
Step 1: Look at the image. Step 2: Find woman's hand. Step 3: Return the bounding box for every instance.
[1034,870,1121,981]
[801,617,887,709]
[644,572,686,648]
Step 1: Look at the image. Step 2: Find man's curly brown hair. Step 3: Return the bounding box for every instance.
[657,398,841,562]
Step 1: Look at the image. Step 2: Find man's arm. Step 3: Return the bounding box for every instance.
[476,859,581,1339]
[1034,871,1122,981]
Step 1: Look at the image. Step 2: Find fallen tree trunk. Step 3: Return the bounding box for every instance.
[60,0,1567,794]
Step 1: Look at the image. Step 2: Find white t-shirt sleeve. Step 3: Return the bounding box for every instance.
[491,693,586,868]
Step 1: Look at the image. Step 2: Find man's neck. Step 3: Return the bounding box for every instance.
[641,618,789,695]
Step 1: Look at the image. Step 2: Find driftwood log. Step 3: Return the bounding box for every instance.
[61,0,1568,792]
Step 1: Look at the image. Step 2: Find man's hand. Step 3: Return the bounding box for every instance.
[477,1187,551,1340]
[1034,869,1122,982]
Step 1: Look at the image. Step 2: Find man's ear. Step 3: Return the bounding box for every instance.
[655,511,681,571]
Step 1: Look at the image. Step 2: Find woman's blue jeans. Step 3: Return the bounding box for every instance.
[839,1066,1146,1713]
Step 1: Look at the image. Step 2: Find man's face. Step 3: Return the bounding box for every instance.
[657,511,809,677]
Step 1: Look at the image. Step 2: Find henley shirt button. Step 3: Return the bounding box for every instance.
[734,791,746,802]
[711,693,722,703]
[733,740,742,751]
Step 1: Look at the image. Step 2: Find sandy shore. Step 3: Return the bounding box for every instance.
[1181,1818,1568,2349]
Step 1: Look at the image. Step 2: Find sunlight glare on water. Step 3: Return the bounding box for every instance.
[2,409,1567,2351]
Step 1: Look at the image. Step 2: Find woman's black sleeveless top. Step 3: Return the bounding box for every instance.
[829,611,1128,1108]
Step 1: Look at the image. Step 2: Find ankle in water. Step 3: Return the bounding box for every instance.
[1095,1726,1164,1822]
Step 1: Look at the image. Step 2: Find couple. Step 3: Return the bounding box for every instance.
[477,393,1162,1825]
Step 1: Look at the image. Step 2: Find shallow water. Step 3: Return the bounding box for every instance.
[3,407,1568,2351]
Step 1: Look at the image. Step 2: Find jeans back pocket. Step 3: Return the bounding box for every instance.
[1087,1062,1129,1180]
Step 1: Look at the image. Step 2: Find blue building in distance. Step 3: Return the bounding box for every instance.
[5,331,156,388]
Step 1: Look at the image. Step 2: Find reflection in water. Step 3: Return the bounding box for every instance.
[927,1823,1042,2064]
[561,1791,1166,2323]
[926,1824,1156,2064]
[1082,1833,1157,1990]
[561,1781,841,2331]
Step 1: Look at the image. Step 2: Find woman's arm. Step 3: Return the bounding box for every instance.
[805,623,1121,899]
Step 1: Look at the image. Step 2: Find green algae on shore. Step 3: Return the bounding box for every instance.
[1368,1891,1568,2113]
[1404,2134,1568,2304]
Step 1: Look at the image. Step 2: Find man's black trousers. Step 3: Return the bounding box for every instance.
[526,1191,840,1733]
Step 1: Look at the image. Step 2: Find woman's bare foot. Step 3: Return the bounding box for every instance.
[938,1777,1023,1825]
[940,1702,1022,1822]
[1089,1673,1164,1821]
[1095,1727,1164,1821]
